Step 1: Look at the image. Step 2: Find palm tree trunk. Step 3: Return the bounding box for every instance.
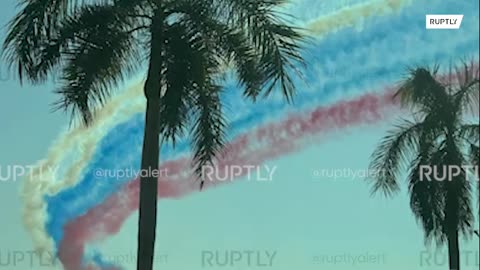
[137,95,160,270]
[444,137,461,270]
[137,8,164,270]
[445,198,461,270]
[447,230,460,270]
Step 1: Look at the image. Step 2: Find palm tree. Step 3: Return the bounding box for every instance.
[470,144,479,238]
[2,0,305,269]
[368,62,479,270]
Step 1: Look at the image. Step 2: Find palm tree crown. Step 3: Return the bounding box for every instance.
[3,0,305,177]
[368,62,479,269]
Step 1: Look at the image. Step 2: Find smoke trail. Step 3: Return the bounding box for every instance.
[22,0,420,213]
[21,0,479,256]
[55,90,400,269]
[21,82,145,253]
[29,0,479,201]
[307,0,413,35]
[23,0,431,192]
[43,8,479,247]
[286,0,374,23]
[52,61,480,269]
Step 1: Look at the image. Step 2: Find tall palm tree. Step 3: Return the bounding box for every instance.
[2,0,305,269]
[368,63,479,270]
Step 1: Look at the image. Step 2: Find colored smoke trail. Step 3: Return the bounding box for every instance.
[285,0,413,26]
[57,90,400,269]
[56,62,479,269]
[22,82,144,253]
[307,0,413,35]
[47,0,480,221]
[19,0,479,262]
[23,0,422,209]
[19,0,428,252]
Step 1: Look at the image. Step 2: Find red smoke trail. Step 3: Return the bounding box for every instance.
[57,90,400,269]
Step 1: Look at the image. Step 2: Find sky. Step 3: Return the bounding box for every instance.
[0,0,479,270]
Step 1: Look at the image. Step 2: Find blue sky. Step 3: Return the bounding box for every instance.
[0,0,479,269]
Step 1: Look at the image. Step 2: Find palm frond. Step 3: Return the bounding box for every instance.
[217,0,306,102]
[457,124,480,145]
[219,28,264,100]
[441,138,474,237]
[394,67,450,114]
[368,119,424,196]
[408,137,474,244]
[470,144,479,167]
[51,4,141,125]
[191,81,227,189]
[176,16,228,188]
[156,15,228,187]
[453,61,480,116]
[408,142,446,244]
[2,0,83,82]
[169,0,276,100]
[159,23,198,144]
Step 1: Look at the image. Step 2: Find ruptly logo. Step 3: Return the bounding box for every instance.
[426,15,463,29]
